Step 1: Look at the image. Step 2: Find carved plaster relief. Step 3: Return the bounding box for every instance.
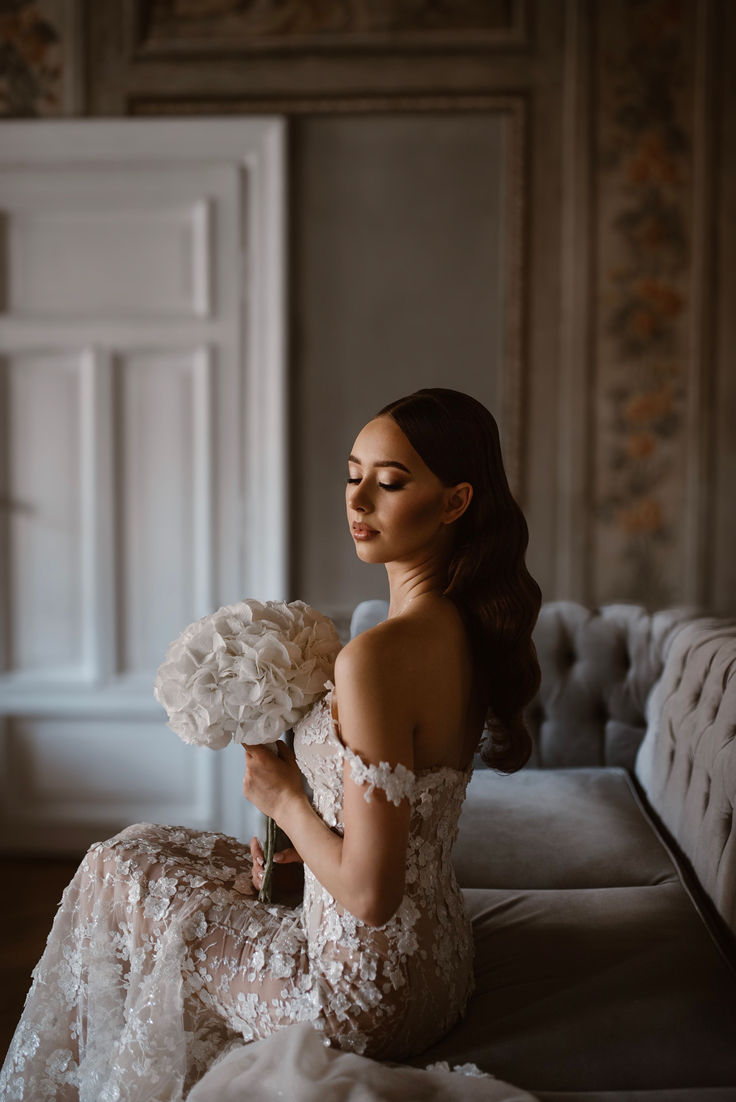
[134,0,528,54]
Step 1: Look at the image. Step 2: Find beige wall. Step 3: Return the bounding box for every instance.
[3,0,734,620]
[291,113,508,619]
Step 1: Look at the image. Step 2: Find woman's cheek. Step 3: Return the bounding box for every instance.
[392,494,444,540]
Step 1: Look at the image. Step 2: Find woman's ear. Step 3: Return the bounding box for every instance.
[442,482,473,525]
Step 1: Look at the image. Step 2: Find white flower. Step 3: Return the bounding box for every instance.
[153,599,341,750]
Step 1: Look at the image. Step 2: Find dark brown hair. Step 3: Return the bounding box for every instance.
[376,388,542,772]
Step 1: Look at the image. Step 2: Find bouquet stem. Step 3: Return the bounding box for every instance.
[258,814,277,903]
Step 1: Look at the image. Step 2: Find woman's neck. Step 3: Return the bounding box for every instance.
[385,562,448,618]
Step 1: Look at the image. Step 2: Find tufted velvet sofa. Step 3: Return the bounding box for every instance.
[350,599,736,1102]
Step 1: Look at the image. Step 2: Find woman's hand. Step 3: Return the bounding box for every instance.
[242,741,305,823]
[250,836,304,905]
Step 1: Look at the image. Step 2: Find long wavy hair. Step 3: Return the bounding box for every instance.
[376,388,542,773]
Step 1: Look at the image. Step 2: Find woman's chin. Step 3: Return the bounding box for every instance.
[353,540,385,563]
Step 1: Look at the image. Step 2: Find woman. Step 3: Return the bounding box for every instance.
[0,388,541,1101]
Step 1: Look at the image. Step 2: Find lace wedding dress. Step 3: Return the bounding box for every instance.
[0,683,477,1101]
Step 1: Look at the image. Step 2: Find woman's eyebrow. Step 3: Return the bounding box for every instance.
[348,454,412,474]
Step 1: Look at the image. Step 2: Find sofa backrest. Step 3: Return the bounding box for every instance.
[635,618,736,934]
[350,598,695,771]
[528,601,696,769]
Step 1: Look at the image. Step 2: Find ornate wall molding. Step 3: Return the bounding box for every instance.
[129,92,529,503]
[78,0,537,504]
[132,0,529,57]
[684,0,717,608]
[556,0,594,603]
[78,3,540,505]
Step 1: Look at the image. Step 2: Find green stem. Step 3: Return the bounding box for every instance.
[258,814,276,903]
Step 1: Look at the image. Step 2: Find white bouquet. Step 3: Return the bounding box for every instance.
[153,599,341,900]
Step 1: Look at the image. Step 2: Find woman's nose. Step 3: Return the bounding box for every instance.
[347,481,370,512]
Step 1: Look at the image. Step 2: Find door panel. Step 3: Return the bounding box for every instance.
[0,119,287,852]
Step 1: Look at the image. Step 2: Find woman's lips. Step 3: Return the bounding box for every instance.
[352,523,379,541]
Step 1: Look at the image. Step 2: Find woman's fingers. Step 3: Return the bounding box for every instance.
[246,839,305,903]
[249,835,264,888]
[249,833,303,897]
[249,835,300,866]
[273,846,302,864]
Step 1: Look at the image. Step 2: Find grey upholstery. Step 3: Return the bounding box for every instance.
[349,599,391,640]
[635,617,736,934]
[453,766,677,890]
[527,602,696,769]
[414,883,736,1094]
[446,762,736,1093]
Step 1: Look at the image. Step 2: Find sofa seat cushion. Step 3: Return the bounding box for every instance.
[413,884,736,1094]
[454,768,679,890]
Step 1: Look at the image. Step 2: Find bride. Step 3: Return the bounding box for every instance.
[0,387,541,1101]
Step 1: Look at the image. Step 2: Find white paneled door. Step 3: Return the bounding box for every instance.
[0,120,287,852]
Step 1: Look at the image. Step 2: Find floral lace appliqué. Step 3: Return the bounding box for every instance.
[1,687,475,1101]
[425,1060,497,1079]
[343,746,417,806]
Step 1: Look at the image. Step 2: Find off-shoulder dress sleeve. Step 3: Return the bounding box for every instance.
[343,746,417,806]
[326,680,417,806]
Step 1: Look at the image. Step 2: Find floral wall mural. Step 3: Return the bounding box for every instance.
[593,0,695,606]
[0,0,63,116]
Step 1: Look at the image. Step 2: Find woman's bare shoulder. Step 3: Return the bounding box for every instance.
[335,602,465,686]
[331,621,418,764]
[334,617,414,687]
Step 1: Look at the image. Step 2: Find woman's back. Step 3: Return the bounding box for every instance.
[337,594,487,773]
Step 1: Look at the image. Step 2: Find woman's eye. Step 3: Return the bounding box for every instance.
[346,476,403,491]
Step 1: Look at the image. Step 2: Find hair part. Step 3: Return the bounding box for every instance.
[376,387,542,773]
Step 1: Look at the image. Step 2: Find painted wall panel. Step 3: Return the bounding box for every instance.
[4,352,84,675]
[4,715,216,831]
[6,199,210,319]
[116,349,197,676]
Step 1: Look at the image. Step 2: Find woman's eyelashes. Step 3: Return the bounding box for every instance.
[346,476,404,491]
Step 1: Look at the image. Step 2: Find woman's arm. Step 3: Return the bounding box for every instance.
[243,623,414,926]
